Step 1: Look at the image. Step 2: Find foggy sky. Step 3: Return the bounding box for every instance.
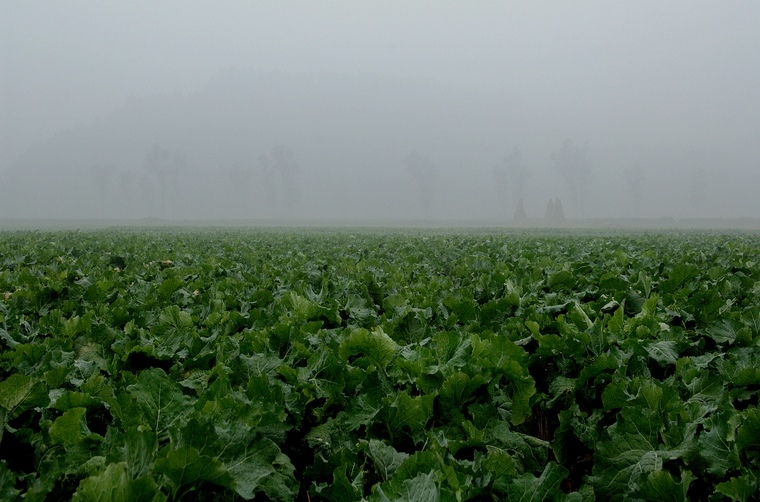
[2,1,759,221]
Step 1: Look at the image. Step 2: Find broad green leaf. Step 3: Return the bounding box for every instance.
[681,368,726,415]
[344,294,376,324]
[426,330,472,376]
[316,463,365,501]
[0,461,20,501]
[698,411,741,476]
[342,390,383,430]
[305,416,344,451]
[736,407,760,452]
[438,372,487,416]
[548,270,576,291]
[503,461,568,500]
[625,289,645,316]
[525,320,541,338]
[287,291,319,321]
[158,305,192,329]
[119,427,157,479]
[361,439,409,481]
[715,347,760,386]
[374,470,439,502]
[174,414,298,501]
[0,328,19,349]
[481,447,517,482]
[659,263,699,293]
[392,451,440,482]
[554,404,601,463]
[72,462,165,502]
[480,295,520,329]
[127,476,164,502]
[255,451,299,502]
[635,270,653,298]
[49,407,90,446]
[578,350,624,391]
[599,272,628,293]
[0,373,48,420]
[530,331,565,356]
[547,376,576,408]
[635,470,692,502]
[706,319,740,345]
[607,304,625,333]
[157,277,183,301]
[221,439,295,500]
[591,407,692,498]
[126,368,193,440]
[470,334,535,425]
[152,330,190,360]
[50,390,98,411]
[382,391,434,442]
[339,327,397,370]
[645,340,679,366]
[473,419,549,474]
[298,346,345,401]
[568,302,594,330]
[442,293,478,325]
[177,369,210,394]
[72,462,129,502]
[715,472,760,502]
[154,445,229,496]
[640,294,659,316]
[61,313,93,338]
[602,377,672,413]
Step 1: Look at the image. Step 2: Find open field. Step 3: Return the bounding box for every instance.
[1,228,759,500]
[2,217,760,231]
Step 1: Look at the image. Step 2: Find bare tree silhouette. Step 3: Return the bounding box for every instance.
[688,168,707,218]
[404,150,439,216]
[551,139,592,218]
[90,164,113,216]
[493,145,531,217]
[144,143,171,217]
[258,144,300,217]
[623,163,645,217]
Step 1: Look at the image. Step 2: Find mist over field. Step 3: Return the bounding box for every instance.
[2,2,759,224]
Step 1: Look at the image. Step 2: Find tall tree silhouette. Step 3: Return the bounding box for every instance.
[118,171,137,219]
[259,144,300,217]
[144,143,170,217]
[404,150,439,216]
[623,163,645,217]
[90,164,113,216]
[551,139,592,218]
[169,152,187,218]
[493,145,531,217]
[688,167,707,218]
[226,164,253,211]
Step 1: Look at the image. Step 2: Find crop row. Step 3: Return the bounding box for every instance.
[0,229,759,500]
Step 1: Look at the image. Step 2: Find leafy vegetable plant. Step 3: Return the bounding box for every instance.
[0,228,758,500]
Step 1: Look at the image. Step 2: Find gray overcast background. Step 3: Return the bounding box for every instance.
[2,1,759,222]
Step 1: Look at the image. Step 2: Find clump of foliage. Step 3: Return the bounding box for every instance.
[0,228,759,500]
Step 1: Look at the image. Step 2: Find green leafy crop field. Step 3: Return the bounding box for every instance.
[0,229,758,500]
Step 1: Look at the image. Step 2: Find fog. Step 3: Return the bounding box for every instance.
[2,2,759,223]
